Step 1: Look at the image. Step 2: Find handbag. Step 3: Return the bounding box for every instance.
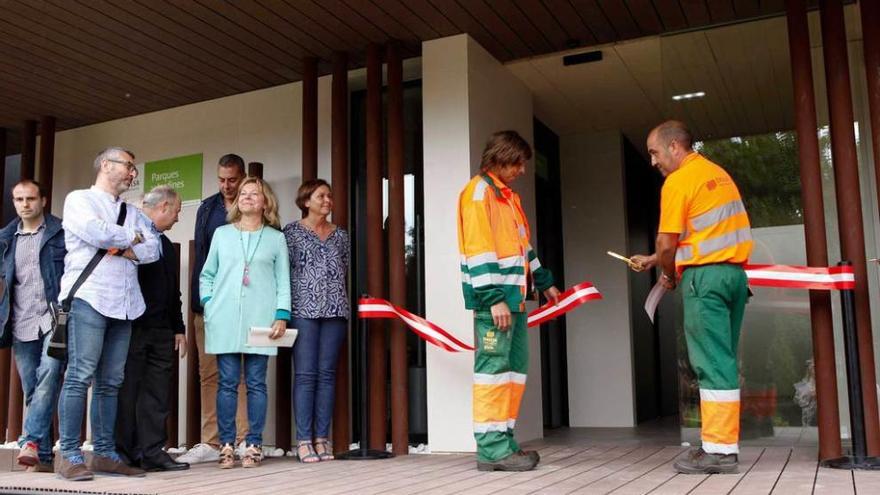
[47,203,127,360]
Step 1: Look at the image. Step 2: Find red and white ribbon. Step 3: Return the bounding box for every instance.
[527,282,603,327]
[358,298,475,353]
[744,264,855,290]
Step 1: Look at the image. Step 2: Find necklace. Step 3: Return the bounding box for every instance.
[238,223,265,286]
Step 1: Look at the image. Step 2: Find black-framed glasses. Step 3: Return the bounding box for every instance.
[106,158,139,177]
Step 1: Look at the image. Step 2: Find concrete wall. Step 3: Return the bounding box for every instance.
[422,33,543,452]
[560,130,636,427]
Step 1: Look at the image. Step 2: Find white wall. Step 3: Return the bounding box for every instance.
[423,33,543,452]
[560,130,636,427]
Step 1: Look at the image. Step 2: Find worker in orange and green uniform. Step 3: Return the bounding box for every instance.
[457,130,560,472]
[632,120,753,475]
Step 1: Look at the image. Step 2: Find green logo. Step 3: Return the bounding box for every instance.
[144,153,203,204]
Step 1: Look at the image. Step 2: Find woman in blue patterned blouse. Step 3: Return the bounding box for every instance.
[283,179,350,463]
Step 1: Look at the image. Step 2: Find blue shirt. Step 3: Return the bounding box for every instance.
[283,221,350,319]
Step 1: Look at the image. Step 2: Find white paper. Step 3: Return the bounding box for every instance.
[247,327,298,347]
[644,281,667,324]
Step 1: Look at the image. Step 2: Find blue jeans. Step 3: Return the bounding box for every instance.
[292,317,347,441]
[217,353,268,446]
[13,333,63,463]
[57,298,132,459]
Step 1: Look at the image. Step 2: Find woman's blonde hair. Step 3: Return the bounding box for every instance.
[227,177,281,229]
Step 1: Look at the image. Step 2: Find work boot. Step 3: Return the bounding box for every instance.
[477,452,537,472]
[87,453,146,477]
[673,448,738,474]
[518,449,540,465]
[57,455,94,481]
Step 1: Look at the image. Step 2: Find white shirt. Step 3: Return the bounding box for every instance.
[59,186,160,320]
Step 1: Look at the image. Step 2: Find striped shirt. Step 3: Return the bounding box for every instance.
[12,223,52,342]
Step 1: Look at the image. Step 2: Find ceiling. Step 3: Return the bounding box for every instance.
[0,0,848,153]
[508,2,863,146]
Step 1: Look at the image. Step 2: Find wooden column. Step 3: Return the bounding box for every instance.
[20,120,37,181]
[302,56,319,184]
[819,0,880,455]
[784,0,841,461]
[247,162,264,179]
[386,42,408,455]
[366,43,387,450]
[862,0,880,227]
[37,116,56,211]
[185,241,200,448]
[331,51,351,454]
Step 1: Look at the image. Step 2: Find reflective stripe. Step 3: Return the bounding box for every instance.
[507,419,516,429]
[474,421,508,434]
[698,228,752,255]
[466,252,499,270]
[496,274,527,286]
[498,255,524,269]
[529,257,541,272]
[691,200,747,231]
[700,389,740,402]
[510,372,527,385]
[467,273,527,288]
[701,440,739,455]
[474,373,511,386]
[676,245,693,262]
[473,180,488,201]
[469,273,494,288]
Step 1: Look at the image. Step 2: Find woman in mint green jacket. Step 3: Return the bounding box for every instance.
[199,177,290,469]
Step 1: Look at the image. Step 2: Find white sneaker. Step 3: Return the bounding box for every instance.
[176,443,220,464]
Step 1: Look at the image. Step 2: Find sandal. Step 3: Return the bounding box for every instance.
[315,438,334,461]
[296,441,320,463]
[242,444,263,468]
[218,443,235,469]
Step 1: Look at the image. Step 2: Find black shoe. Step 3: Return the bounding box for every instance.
[141,455,190,472]
[477,452,537,472]
[673,448,738,474]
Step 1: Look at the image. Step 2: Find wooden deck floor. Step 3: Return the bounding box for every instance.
[0,441,878,494]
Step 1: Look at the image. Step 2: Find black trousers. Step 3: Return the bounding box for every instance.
[115,326,175,463]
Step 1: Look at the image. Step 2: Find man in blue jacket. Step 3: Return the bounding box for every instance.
[0,180,66,473]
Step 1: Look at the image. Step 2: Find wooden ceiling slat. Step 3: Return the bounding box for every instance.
[516,0,591,52]
[760,0,787,15]
[540,0,599,47]
[678,0,713,27]
[488,0,555,54]
[161,0,301,80]
[599,1,643,39]
[444,0,532,59]
[732,0,762,18]
[40,0,245,97]
[706,0,737,23]
[625,0,664,34]
[0,40,152,114]
[367,0,442,41]
[199,0,334,62]
[312,0,392,44]
[427,0,515,60]
[395,0,459,38]
[568,0,619,44]
[651,0,689,31]
[347,0,424,43]
[0,83,103,125]
[279,0,372,49]
[104,0,272,89]
[0,18,184,109]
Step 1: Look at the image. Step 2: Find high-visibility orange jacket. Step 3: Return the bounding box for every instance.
[457,173,553,312]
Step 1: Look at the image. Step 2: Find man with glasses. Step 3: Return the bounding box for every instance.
[177,154,249,464]
[56,147,160,481]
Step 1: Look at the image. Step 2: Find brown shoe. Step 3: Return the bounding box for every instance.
[16,441,39,467]
[477,452,537,472]
[87,454,146,477]
[27,461,55,473]
[57,456,94,481]
[218,443,235,469]
[518,449,540,465]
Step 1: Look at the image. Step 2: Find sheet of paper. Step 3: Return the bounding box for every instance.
[644,281,667,324]
[247,327,298,347]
